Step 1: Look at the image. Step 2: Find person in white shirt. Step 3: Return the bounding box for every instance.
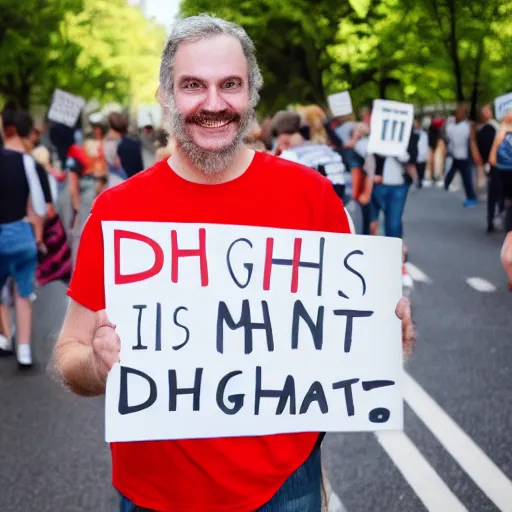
[444,104,478,206]
[354,136,411,237]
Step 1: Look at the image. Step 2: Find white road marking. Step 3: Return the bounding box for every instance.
[466,277,497,293]
[404,372,512,511]
[376,430,468,511]
[405,263,432,283]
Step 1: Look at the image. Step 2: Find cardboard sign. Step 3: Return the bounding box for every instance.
[47,89,86,128]
[103,222,404,442]
[327,91,353,117]
[495,92,512,121]
[367,100,414,157]
[137,105,162,128]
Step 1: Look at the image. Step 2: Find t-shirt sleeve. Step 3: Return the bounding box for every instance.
[34,163,53,204]
[354,138,369,159]
[67,197,106,312]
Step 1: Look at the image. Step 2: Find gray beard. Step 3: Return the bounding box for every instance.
[167,107,255,175]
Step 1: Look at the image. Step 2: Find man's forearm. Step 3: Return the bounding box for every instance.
[52,339,106,397]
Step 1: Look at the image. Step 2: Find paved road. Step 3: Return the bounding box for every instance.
[1,185,511,511]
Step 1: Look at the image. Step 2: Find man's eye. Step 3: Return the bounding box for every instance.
[224,81,239,89]
[185,82,200,90]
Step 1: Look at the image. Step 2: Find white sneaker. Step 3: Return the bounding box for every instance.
[0,334,12,353]
[17,344,33,367]
[328,491,346,512]
[402,265,414,297]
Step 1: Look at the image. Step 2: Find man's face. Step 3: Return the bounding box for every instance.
[169,34,253,173]
[455,105,467,123]
[92,125,104,140]
[481,106,493,122]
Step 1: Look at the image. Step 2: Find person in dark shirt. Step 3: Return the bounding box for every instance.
[0,109,53,367]
[474,105,502,232]
[108,112,144,179]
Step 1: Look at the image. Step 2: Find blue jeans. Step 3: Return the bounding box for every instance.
[120,446,322,512]
[444,158,476,200]
[0,221,37,298]
[371,184,409,238]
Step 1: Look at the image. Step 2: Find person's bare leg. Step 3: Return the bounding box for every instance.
[15,297,32,344]
[0,304,11,341]
[501,232,512,288]
[14,290,33,366]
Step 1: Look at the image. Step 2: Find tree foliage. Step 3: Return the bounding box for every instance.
[180,0,355,113]
[0,0,166,110]
[180,0,512,117]
[2,0,511,117]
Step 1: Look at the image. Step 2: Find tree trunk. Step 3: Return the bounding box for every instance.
[469,39,485,121]
[448,0,464,102]
[1,74,32,110]
[18,82,31,110]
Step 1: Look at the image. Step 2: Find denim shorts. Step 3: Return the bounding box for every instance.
[120,446,322,512]
[0,221,37,298]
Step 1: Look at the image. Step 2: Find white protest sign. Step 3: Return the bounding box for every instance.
[495,92,512,121]
[367,100,414,157]
[47,89,86,128]
[327,91,353,117]
[137,105,162,128]
[103,222,404,442]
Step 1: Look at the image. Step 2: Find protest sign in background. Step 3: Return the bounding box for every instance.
[495,92,512,121]
[137,105,162,128]
[47,89,86,128]
[367,99,414,157]
[327,91,353,117]
[103,222,403,442]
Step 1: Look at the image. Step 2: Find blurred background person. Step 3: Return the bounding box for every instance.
[445,104,478,206]
[0,109,52,367]
[473,105,502,232]
[489,111,512,289]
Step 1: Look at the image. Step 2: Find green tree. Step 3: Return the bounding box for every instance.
[0,0,83,108]
[327,0,455,107]
[0,0,166,111]
[408,0,512,115]
[179,0,355,114]
[59,0,167,107]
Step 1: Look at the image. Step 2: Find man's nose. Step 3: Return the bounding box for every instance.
[203,86,228,111]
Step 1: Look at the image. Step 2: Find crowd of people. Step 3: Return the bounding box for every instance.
[1,84,512,370]
[0,106,170,367]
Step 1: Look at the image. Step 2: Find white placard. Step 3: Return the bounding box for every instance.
[495,92,512,121]
[367,100,414,157]
[327,91,353,117]
[47,89,86,128]
[137,105,162,128]
[103,222,404,442]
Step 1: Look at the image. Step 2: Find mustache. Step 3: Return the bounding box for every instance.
[185,110,241,125]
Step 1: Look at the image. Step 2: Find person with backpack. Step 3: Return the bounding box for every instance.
[489,112,512,289]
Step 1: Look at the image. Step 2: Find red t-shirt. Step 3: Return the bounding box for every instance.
[67,151,351,512]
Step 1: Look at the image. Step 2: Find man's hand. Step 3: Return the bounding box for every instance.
[395,297,415,359]
[92,310,121,380]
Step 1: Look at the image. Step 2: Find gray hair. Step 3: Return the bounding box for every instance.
[158,14,263,110]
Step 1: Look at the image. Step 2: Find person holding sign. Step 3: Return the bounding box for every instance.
[53,14,415,512]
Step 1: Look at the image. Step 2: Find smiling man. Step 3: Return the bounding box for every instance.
[54,14,415,512]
